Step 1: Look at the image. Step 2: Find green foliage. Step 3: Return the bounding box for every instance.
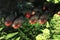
[46,21,50,28]
[53,34,60,40]
[16,37,21,40]
[36,29,50,40]
[36,34,47,40]
[50,14,60,34]
[5,32,18,39]
[47,0,60,4]
[0,27,4,31]
[0,1,60,39]
[0,14,60,40]
[0,35,6,40]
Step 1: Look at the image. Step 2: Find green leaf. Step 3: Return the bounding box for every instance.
[16,37,20,40]
[54,0,59,4]
[47,0,60,4]
[11,38,15,40]
[36,34,46,40]
[46,22,50,28]
[47,0,51,2]
[0,35,5,40]
[0,27,4,31]
[35,22,40,27]
[5,32,18,39]
[50,14,60,28]
[43,29,50,35]
[53,34,60,39]
[1,18,5,23]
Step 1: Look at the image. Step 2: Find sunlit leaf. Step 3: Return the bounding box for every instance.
[54,0,59,4]
[0,35,5,40]
[16,37,20,40]
[36,34,48,40]
[5,32,18,39]
[53,34,60,39]
[0,27,4,31]
[46,22,50,28]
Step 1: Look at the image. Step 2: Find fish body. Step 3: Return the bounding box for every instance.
[4,12,17,27]
[12,16,24,29]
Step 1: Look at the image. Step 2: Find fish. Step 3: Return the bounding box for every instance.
[21,10,32,19]
[4,12,17,27]
[25,11,32,18]
[38,10,52,24]
[29,15,39,24]
[0,0,18,23]
[38,15,48,25]
[12,16,24,29]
